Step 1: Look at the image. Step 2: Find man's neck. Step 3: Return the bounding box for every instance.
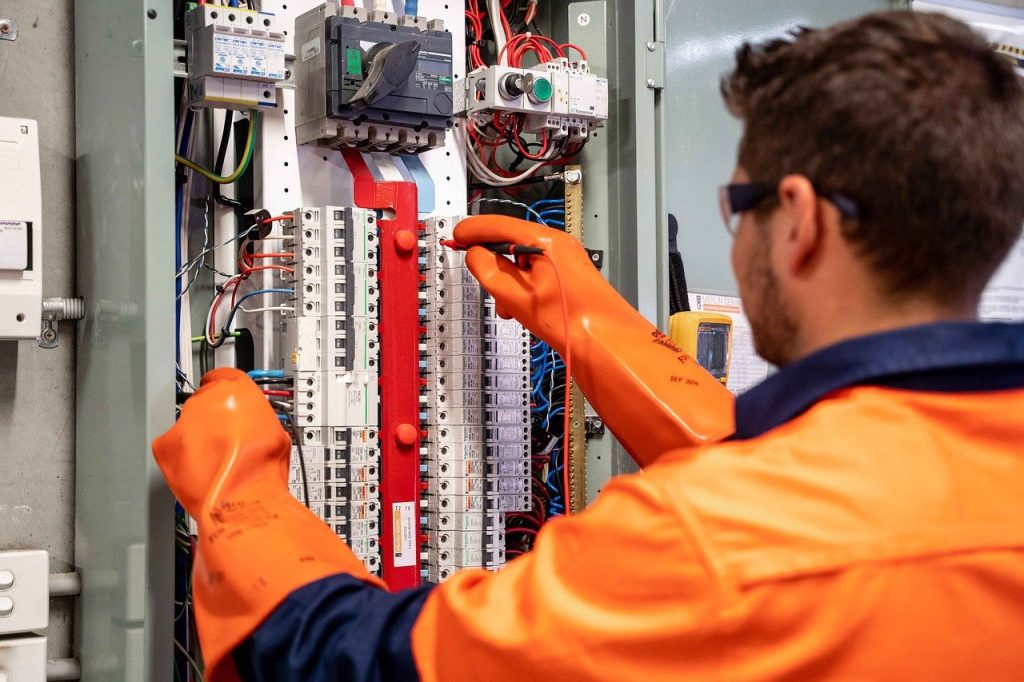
[795,298,978,361]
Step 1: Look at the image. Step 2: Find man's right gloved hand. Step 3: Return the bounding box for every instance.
[455,216,735,466]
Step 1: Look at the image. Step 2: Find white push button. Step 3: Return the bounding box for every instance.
[0,570,13,590]
[0,597,13,617]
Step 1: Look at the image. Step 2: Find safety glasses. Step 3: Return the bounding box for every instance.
[718,182,861,236]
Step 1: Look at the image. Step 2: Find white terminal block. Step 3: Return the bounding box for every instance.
[0,550,48,636]
[0,119,42,340]
[185,5,286,110]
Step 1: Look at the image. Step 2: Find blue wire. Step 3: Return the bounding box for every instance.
[222,289,294,336]
[405,0,419,14]
[249,369,287,379]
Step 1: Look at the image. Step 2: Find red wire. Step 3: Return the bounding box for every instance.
[261,214,293,224]
[262,389,294,397]
[248,252,294,260]
[560,43,588,61]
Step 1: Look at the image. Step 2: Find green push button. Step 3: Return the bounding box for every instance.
[346,47,363,76]
[531,77,553,103]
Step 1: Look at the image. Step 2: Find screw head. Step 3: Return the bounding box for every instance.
[41,329,57,342]
[0,23,9,34]
[646,78,658,88]
[647,42,657,52]
[147,8,157,19]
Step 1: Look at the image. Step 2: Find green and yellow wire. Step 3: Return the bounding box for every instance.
[176,112,259,185]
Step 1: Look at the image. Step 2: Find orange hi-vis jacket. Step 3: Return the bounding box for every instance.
[233,321,1024,681]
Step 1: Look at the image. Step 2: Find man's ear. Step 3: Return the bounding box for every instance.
[776,174,824,276]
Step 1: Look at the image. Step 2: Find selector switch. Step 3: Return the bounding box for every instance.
[0,571,13,591]
[0,597,13,617]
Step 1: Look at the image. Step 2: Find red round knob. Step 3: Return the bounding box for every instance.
[395,423,418,447]
[394,229,417,254]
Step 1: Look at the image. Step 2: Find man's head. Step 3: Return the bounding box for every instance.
[721,11,1024,366]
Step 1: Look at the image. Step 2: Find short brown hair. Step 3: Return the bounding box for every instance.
[722,11,1024,304]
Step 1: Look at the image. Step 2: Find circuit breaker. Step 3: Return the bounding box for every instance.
[422,218,530,581]
[0,117,42,340]
[282,207,383,574]
[294,4,454,152]
[185,5,287,110]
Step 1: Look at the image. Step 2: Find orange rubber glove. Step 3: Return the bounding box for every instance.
[153,368,384,682]
[454,216,735,466]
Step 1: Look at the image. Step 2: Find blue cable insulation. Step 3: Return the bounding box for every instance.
[249,369,287,379]
[405,0,419,15]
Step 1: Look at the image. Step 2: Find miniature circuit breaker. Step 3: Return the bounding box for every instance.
[185,4,287,110]
[421,218,531,582]
[282,207,383,575]
[459,59,609,141]
[294,3,454,153]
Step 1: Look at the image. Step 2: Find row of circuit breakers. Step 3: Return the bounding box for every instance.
[185,3,609,152]
[277,209,529,579]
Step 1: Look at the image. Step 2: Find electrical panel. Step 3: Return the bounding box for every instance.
[0,117,42,340]
[294,4,454,152]
[185,5,287,110]
[460,59,609,140]
[171,0,606,672]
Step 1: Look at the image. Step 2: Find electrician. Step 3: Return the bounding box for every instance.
[155,11,1024,682]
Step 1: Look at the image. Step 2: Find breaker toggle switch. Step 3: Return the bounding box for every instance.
[0,571,13,591]
[0,597,13,617]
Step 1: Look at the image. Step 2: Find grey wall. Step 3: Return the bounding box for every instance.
[0,0,77,660]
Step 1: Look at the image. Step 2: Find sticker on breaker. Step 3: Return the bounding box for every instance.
[301,37,322,62]
[392,501,417,568]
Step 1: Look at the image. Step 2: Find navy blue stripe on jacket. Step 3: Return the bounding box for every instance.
[234,574,433,682]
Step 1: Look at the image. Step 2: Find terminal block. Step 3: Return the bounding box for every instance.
[421,218,532,581]
[282,207,383,575]
[294,4,454,153]
[185,5,286,110]
[458,59,609,141]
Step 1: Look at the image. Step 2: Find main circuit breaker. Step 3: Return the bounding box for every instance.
[185,4,287,110]
[281,207,383,574]
[459,59,609,140]
[294,4,454,152]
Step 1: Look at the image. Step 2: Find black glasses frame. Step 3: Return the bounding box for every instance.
[719,182,861,235]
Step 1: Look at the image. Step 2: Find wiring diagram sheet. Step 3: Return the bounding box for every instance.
[981,234,1024,321]
[687,292,771,395]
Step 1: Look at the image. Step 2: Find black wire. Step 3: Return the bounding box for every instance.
[253,377,295,386]
[214,112,233,176]
[281,412,311,509]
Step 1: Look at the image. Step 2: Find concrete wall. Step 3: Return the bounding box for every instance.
[0,0,76,659]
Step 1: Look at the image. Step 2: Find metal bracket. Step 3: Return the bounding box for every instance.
[586,249,604,271]
[38,297,86,349]
[0,18,17,42]
[584,416,606,439]
[645,41,665,90]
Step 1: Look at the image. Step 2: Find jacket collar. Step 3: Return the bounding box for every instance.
[734,321,1024,440]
